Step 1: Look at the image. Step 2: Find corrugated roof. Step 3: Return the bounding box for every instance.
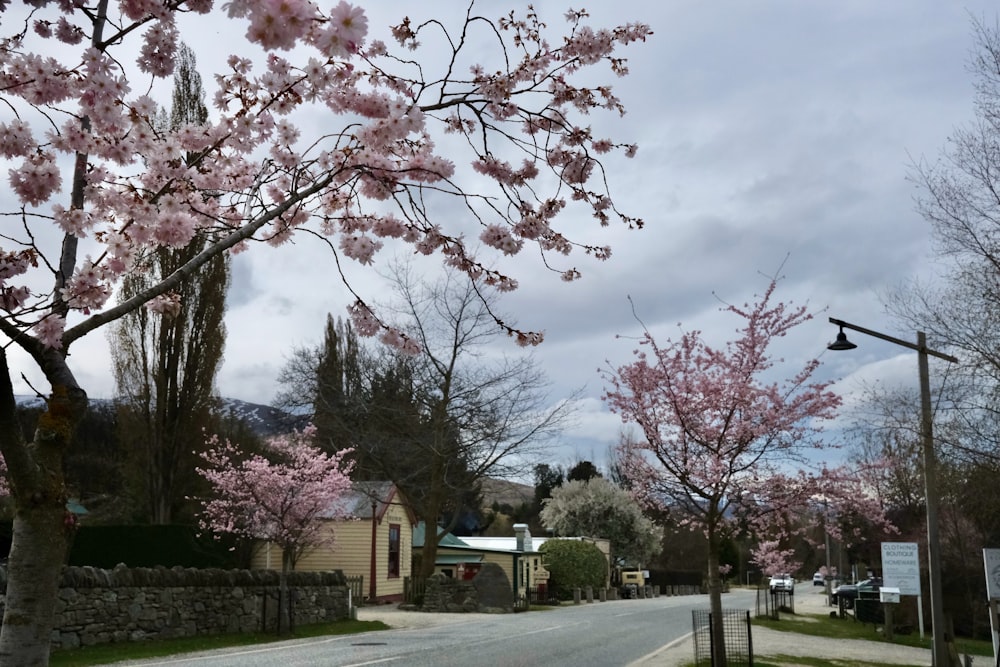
[460,536,550,553]
[322,481,415,523]
[435,554,484,565]
[412,523,547,554]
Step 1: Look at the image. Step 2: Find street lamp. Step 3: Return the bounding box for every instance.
[827,317,958,667]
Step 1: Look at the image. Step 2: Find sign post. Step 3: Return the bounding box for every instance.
[882,542,923,639]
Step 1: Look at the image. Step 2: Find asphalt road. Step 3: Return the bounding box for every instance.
[109,589,757,667]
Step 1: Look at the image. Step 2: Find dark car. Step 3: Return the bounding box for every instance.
[831,577,882,609]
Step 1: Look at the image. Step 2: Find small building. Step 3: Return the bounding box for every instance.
[251,481,416,602]
[414,523,576,598]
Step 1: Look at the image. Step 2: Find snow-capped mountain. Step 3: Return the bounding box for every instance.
[14,395,307,437]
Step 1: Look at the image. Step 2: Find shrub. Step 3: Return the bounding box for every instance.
[539,539,607,599]
[67,525,241,568]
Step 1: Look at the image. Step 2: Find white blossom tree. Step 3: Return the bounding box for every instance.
[540,476,661,568]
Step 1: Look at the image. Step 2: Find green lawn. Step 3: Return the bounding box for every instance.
[49,619,388,667]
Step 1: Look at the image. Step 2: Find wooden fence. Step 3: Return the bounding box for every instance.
[403,576,426,604]
[345,575,364,604]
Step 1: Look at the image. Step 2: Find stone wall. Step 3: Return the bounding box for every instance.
[0,565,351,650]
[420,562,515,613]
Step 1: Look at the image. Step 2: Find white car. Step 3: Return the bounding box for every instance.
[813,572,825,586]
[769,573,794,593]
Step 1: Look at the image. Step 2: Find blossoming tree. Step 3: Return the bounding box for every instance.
[539,476,662,568]
[602,278,844,667]
[0,1,650,662]
[196,425,353,635]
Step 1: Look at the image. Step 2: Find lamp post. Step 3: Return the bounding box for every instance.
[827,317,957,667]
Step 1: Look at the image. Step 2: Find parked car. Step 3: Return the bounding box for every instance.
[769,573,794,593]
[813,572,825,586]
[831,577,882,609]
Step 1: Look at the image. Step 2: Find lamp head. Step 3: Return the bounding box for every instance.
[828,327,858,351]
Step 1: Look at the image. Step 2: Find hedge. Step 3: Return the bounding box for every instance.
[539,539,607,599]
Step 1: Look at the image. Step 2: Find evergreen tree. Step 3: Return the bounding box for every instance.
[312,315,364,451]
[111,43,229,524]
[567,460,602,483]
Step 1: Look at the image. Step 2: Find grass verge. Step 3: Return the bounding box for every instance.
[753,656,927,667]
[753,612,993,658]
[49,619,389,667]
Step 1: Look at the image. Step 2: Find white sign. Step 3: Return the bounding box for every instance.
[882,542,921,596]
[984,548,1000,600]
[880,587,901,604]
[985,549,1000,664]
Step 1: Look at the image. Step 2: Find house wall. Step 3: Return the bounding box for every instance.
[250,505,413,600]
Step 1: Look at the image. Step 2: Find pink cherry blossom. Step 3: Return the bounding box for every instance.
[1,8,651,651]
[32,312,65,349]
[9,153,62,206]
[602,276,881,661]
[146,292,182,317]
[195,425,354,562]
[244,0,317,51]
[0,120,34,158]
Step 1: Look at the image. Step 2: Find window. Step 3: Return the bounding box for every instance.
[387,524,401,578]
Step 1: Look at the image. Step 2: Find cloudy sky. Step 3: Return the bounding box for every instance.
[8,0,995,472]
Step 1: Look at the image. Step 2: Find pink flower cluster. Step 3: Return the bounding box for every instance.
[146,292,182,318]
[1,1,648,353]
[9,153,62,206]
[196,426,355,555]
[226,0,367,56]
[60,259,112,313]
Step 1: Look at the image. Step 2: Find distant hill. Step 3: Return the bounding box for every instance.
[215,398,309,435]
[14,395,306,437]
[481,477,534,509]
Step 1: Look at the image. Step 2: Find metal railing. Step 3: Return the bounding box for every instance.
[692,609,753,666]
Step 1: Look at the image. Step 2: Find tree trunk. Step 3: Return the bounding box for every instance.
[416,454,463,581]
[707,520,727,667]
[417,506,442,580]
[0,353,84,666]
[278,549,292,635]
[0,506,69,666]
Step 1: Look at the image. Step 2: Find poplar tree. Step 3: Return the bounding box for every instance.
[111,43,230,524]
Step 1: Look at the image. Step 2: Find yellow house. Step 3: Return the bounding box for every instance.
[251,481,416,602]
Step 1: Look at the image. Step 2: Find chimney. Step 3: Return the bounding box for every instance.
[514,523,532,552]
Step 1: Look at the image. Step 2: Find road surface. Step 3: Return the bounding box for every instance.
[108,589,757,666]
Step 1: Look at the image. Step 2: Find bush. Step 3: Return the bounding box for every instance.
[67,525,241,568]
[539,539,607,599]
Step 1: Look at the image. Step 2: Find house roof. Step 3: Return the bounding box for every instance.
[412,523,545,554]
[328,481,417,525]
[460,536,551,553]
[412,522,474,549]
[435,554,484,565]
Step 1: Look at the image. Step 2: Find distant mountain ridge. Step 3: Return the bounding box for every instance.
[14,395,306,437]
